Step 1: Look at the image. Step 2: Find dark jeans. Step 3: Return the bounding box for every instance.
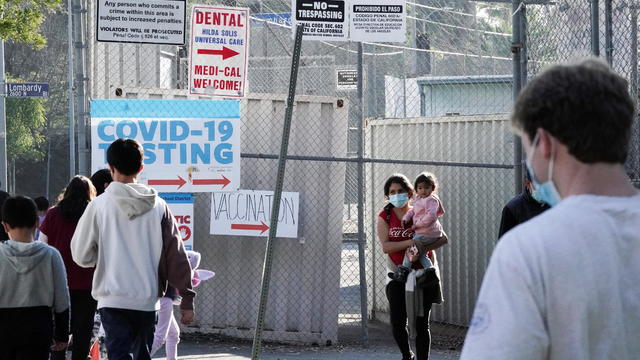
[0,307,53,360]
[52,290,98,360]
[99,308,156,360]
[386,280,432,360]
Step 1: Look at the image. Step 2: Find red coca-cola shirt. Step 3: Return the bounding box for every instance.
[379,207,432,267]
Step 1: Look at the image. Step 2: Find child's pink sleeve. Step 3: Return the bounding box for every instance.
[403,209,414,223]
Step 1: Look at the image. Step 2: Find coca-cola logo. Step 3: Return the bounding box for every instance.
[389,227,414,238]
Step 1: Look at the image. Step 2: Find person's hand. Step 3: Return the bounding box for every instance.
[180,309,194,325]
[50,341,68,352]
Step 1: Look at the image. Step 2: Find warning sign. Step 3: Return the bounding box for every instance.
[336,70,357,91]
[350,0,406,42]
[292,0,348,41]
[97,0,186,45]
[189,5,250,98]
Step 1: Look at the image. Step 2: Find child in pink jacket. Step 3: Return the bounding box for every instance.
[390,172,445,283]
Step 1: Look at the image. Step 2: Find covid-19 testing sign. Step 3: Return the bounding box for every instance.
[90,99,241,193]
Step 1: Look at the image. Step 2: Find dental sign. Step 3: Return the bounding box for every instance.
[189,5,250,98]
[90,99,241,193]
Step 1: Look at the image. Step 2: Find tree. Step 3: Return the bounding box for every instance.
[6,95,46,162]
[0,0,62,48]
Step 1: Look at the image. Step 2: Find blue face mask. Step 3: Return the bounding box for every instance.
[389,193,409,208]
[526,134,562,207]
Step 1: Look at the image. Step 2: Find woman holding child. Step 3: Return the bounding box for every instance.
[377,173,448,360]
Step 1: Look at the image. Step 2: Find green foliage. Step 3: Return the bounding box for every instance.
[0,0,62,48]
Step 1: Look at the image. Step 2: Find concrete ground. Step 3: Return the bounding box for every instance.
[152,321,462,360]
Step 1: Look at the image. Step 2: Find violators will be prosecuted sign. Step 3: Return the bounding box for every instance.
[97,0,186,45]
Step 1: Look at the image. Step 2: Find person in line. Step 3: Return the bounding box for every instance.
[461,59,640,359]
[0,190,10,241]
[0,196,70,359]
[71,139,195,360]
[33,196,49,240]
[497,171,549,239]
[90,169,112,196]
[151,251,214,360]
[390,172,445,282]
[377,174,447,360]
[40,176,97,360]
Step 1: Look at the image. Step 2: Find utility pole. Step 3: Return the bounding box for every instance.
[0,41,7,191]
[73,0,89,175]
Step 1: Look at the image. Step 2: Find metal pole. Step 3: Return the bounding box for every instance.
[592,0,600,56]
[356,41,369,347]
[632,5,639,178]
[251,24,304,360]
[0,41,7,191]
[74,0,88,175]
[512,0,523,195]
[46,139,51,199]
[604,0,613,65]
[67,0,76,179]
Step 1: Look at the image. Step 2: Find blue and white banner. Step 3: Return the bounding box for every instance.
[160,193,194,250]
[91,99,241,193]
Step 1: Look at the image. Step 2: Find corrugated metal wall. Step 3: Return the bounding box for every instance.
[365,114,514,326]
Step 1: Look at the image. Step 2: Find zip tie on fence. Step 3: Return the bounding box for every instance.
[250,16,511,60]
[512,1,526,17]
[407,15,513,37]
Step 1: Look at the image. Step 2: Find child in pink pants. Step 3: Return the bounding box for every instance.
[151,251,214,360]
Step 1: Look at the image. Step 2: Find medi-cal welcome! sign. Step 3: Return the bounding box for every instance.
[189,5,250,98]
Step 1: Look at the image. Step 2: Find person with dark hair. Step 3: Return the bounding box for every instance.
[90,169,112,196]
[390,172,446,283]
[0,196,70,359]
[39,176,97,360]
[0,190,10,241]
[71,138,195,360]
[33,196,50,240]
[497,170,549,239]
[377,174,448,360]
[462,59,640,359]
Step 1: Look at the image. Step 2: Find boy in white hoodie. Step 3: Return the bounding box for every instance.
[71,139,195,360]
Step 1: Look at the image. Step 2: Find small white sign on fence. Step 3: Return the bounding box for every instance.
[210,190,299,238]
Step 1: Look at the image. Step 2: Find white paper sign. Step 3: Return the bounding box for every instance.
[189,5,250,98]
[292,0,349,41]
[97,0,186,44]
[210,190,299,238]
[349,0,406,42]
[160,193,194,251]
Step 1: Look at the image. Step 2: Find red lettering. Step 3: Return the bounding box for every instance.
[194,10,245,26]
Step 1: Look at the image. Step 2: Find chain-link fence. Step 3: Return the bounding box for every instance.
[4,0,640,358]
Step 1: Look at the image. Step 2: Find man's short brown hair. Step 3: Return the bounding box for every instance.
[512,58,635,164]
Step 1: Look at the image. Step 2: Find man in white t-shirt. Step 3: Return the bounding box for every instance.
[461,58,640,360]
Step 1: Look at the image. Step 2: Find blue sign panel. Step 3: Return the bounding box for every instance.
[251,13,292,27]
[6,83,49,98]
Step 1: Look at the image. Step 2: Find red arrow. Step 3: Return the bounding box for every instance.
[197,46,239,60]
[231,221,269,234]
[192,175,231,188]
[148,176,187,190]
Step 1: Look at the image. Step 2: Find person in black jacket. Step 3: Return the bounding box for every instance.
[498,171,549,239]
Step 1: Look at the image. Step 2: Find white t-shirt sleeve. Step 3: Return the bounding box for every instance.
[461,235,549,360]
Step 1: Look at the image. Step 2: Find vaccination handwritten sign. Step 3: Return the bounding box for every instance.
[210,190,300,238]
[90,99,241,193]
